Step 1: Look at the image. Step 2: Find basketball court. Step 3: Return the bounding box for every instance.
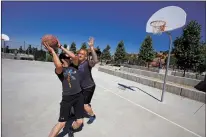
[2,59,205,137]
[1,5,205,137]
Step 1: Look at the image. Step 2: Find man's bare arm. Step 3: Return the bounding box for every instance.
[43,42,63,74]
[60,46,76,59]
[89,46,98,67]
[88,37,99,67]
[51,51,63,74]
[60,46,79,66]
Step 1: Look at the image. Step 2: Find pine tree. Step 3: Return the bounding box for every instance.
[173,20,202,76]
[196,42,206,74]
[128,54,138,65]
[81,42,87,50]
[114,40,127,64]
[165,56,177,70]
[19,46,23,53]
[5,46,9,53]
[63,44,68,49]
[138,35,155,68]
[96,46,102,58]
[26,45,32,54]
[69,42,77,54]
[102,45,111,61]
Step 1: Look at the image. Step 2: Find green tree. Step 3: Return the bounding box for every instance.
[163,50,169,55]
[36,50,46,61]
[138,35,155,68]
[63,44,68,49]
[46,52,53,62]
[31,47,37,57]
[19,46,23,53]
[96,46,102,59]
[173,20,202,76]
[96,46,102,60]
[137,56,146,66]
[96,46,100,51]
[5,46,10,53]
[102,45,111,61]
[81,42,87,50]
[196,42,206,74]
[128,54,138,65]
[26,45,32,54]
[70,42,77,54]
[114,40,127,64]
[165,55,177,70]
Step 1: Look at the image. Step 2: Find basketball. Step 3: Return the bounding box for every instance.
[41,35,58,48]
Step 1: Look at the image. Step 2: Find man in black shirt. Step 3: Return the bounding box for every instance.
[43,42,84,137]
[78,37,98,124]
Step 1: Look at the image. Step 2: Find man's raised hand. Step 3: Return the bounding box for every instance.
[88,37,94,48]
[43,42,55,53]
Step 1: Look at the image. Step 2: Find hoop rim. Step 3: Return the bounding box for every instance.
[150,20,166,27]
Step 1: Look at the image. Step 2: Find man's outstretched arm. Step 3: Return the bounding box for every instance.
[43,42,63,74]
[60,46,76,59]
[88,37,98,67]
[60,46,79,66]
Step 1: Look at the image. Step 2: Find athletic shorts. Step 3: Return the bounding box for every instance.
[58,92,84,122]
[82,85,96,104]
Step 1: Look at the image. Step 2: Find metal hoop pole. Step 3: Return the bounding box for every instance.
[160,32,172,102]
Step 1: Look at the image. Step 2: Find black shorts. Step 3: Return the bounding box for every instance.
[58,92,84,122]
[82,85,96,104]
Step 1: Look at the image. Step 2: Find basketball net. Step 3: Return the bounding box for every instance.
[150,20,166,35]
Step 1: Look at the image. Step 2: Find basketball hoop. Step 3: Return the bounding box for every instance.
[150,20,166,35]
[146,6,187,102]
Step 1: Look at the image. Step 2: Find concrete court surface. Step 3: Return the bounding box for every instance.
[1,59,205,137]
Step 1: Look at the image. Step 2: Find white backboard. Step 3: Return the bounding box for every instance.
[146,6,187,33]
[1,34,10,41]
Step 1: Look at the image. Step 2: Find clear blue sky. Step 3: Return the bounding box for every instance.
[2,1,206,54]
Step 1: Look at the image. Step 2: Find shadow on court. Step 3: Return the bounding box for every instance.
[118,83,161,102]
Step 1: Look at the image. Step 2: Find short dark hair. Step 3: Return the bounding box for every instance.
[59,53,71,63]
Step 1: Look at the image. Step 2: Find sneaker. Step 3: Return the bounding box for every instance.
[84,111,90,118]
[87,115,96,124]
[68,128,74,137]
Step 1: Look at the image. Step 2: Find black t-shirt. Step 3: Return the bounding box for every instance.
[56,63,81,96]
[78,60,95,89]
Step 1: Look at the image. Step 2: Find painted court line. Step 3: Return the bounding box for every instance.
[96,84,203,137]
